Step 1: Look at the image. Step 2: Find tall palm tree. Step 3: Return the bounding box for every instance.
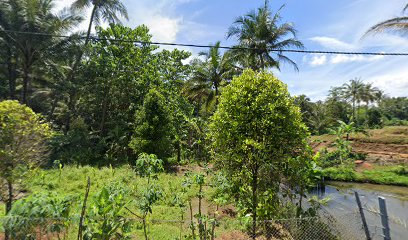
[366,4,408,34]
[361,83,381,124]
[72,0,128,46]
[63,0,128,133]
[362,83,380,106]
[340,78,365,123]
[307,101,331,135]
[227,1,303,71]
[0,0,81,104]
[184,41,239,115]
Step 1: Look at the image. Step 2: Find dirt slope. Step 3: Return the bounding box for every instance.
[311,126,408,165]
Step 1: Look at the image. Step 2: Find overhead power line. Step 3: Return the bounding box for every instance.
[1,29,408,56]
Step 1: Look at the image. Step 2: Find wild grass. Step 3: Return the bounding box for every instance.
[323,165,408,186]
[1,165,215,239]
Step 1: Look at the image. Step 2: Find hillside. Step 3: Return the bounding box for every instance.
[311,126,408,165]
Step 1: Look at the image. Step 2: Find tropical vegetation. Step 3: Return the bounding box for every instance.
[0,0,407,239]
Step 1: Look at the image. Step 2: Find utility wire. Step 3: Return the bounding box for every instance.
[1,29,408,56]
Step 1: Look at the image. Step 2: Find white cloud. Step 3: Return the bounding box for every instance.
[147,16,181,42]
[309,55,327,66]
[309,36,356,50]
[330,55,384,64]
[52,0,197,43]
[369,71,408,97]
[304,54,383,67]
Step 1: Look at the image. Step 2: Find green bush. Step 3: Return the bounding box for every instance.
[129,88,174,162]
[2,193,73,239]
[393,166,408,176]
[384,118,408,126]
[322,167,356,181]
[366,108,383,128]
[84,183,133,240]
[134,153,164,182]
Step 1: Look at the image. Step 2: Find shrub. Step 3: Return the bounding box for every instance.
[0,100,54,222]
[129,88,174,162]
[2,193,72,239]
[322,167,356,181]
[84,183,132,240]
[393,166,408,176]
[134,153,164,182]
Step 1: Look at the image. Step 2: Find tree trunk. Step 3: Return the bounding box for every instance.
[48,95,59,121]
[143,217,148,240]
[259,54,265,71]
[198,184,203,240]
[176,140,181,163]
[22,65,30,104]
[6,47,17,100]
[64,92,75,135]
[5,179,13,240]
[352,99,356,123]
[214,81,219,105]
[21,47,34,105]
[63,5,97,134]
[251,162,259,240]
[69,5,96,78]
[99,86,109,135]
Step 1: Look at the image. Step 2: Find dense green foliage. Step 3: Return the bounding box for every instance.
[129,89,174,161]
[0,100,53,217]
[294,79,407,135]
[210,70,313,235]
[0,0,407,238]
[322,166,408,186]
[3,193,72,239]
[227,2,303,70]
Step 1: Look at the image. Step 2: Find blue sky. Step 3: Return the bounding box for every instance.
[55,0,408,100]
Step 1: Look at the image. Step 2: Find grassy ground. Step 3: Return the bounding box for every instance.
[0,165,240,239]
[322,165,408,186]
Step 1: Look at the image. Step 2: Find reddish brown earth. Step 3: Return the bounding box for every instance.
[311,138,408,165]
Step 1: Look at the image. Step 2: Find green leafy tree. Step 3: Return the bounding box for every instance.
[72,0,128,46]
[129,88,174,161]
[366,108,383,128]
[64,0,128,133]
[0,100,53,239]
[379,97,408,121]
[307,101,331,135]
[227,1,303,71]
[209,70,309,238]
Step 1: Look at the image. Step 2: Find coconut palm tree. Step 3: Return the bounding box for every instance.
[0,0,82,104]
[71,0,128,46]
[361,83,381,124]
[227,1,303,71]
[340,78,365,123]
[63,0,128,133]
[307,101,331,135]
[362,83,380,106]
[366,4,408,35]
[184,41,240,115]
